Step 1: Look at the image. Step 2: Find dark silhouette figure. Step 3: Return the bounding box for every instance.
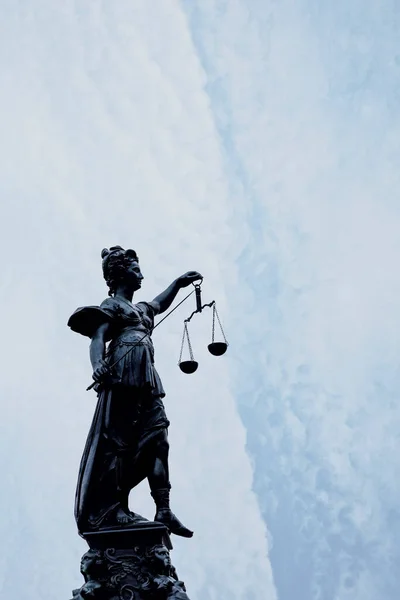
[68,246,202,538]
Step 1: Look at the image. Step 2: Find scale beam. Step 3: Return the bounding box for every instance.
[184,301,215,324]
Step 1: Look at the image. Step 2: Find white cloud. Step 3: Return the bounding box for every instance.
[181,1,400,598]
[0,2,274,599]
[3,1,399,599]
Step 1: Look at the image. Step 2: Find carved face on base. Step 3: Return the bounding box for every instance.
[80,550,102,579]
[148,544,171,573]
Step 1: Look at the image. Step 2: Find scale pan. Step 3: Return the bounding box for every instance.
[208,342,228,356]
[179,360,199,374]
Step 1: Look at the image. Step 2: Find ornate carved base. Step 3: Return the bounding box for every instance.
[70,522,190,600]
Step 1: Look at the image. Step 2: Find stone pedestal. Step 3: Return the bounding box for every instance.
[70,522,190,600]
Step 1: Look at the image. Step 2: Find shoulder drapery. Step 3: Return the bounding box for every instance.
[67,306,112,338]
[68,299,160,339]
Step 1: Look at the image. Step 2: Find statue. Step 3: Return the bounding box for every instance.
[68,246,202,538]
[142,545,190,599]
[71,549,107,599]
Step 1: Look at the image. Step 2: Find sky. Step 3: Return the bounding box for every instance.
[1,1,400,599]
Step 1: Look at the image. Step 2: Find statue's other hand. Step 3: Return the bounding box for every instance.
[155,578,172,592]
[178,271,203,288]
[92,359,110,383]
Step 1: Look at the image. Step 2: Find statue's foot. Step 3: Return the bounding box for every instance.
[154,509,193,538]
[128,510,148,523]
[115,508,136,526]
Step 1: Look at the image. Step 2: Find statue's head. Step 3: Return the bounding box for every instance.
[146,544,171,574]
[80,549,103,580]
[101,246,143,296]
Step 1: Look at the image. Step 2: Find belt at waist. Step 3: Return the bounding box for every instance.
[108,331,153,350]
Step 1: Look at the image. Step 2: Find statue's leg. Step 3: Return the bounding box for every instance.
[124,426,165,492]
[121,430,165,520]
[115,446,150,523]
[147,429,170,490]
[148,431,193,538]
[108,390,149,527]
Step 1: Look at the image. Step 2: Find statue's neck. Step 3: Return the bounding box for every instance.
[114,284,134,303]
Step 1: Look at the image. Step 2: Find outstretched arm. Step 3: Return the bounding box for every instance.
[152,271,202,314]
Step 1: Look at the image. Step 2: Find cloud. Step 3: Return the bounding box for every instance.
[181,1,400,598]
[3,1,399,599]
[0,2,274,599]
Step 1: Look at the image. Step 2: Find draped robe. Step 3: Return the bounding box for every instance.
[68,297,169,532]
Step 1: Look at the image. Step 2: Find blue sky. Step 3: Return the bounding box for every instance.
[1,2,400,599]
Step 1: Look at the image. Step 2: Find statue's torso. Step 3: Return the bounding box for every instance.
[101,298,164,397]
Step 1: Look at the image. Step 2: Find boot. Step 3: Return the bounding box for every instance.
[151,486,193,538]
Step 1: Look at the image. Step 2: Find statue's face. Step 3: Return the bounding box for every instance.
[125,259,144,291]
[153,545,171,569]
[80,551,96,576]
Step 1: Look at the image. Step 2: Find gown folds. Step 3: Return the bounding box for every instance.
[68,297,169,532]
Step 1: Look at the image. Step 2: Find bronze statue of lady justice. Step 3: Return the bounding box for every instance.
[68,246,203,538]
